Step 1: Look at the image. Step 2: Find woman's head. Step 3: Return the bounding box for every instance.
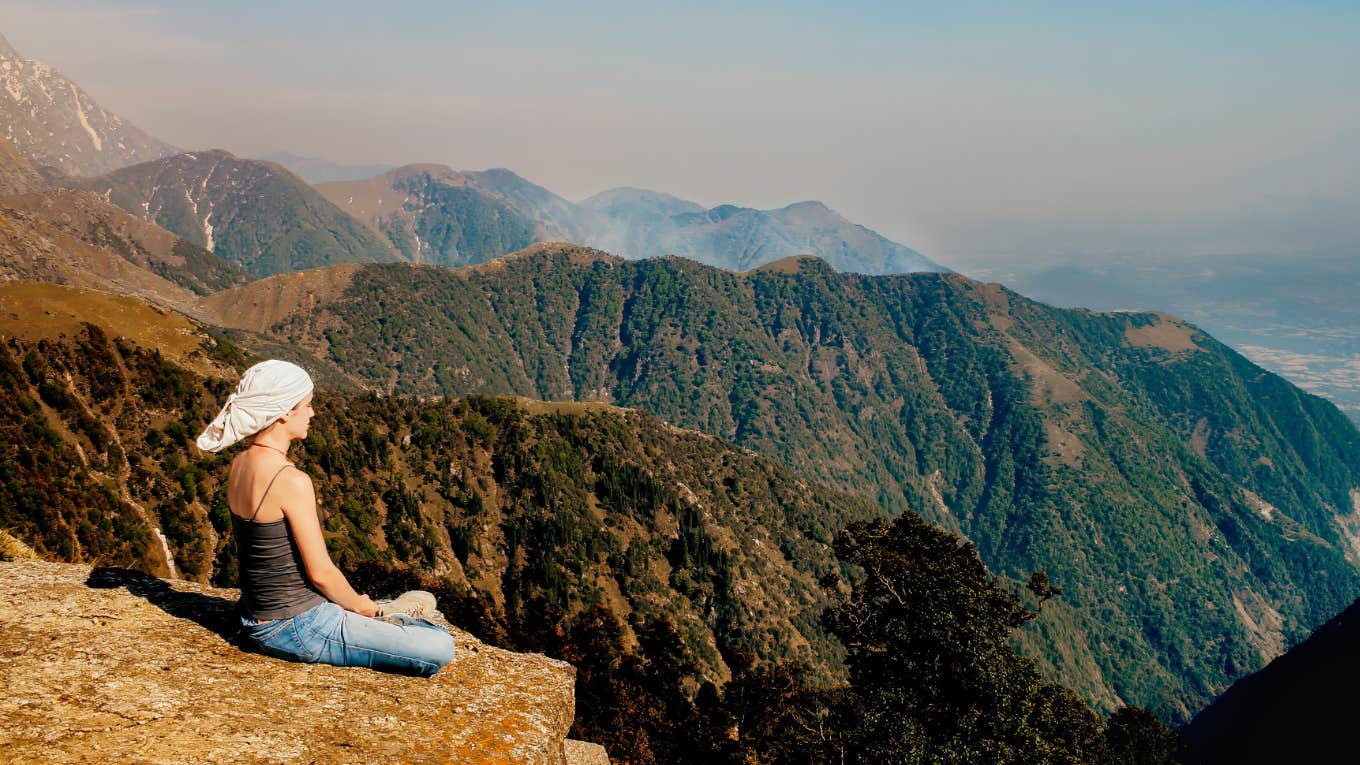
[195,360,315,453]
[260,390,315,443]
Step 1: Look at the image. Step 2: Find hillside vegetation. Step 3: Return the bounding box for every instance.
[203,245,1360,722]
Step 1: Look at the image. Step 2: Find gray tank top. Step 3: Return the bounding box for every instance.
[231,465,326,621]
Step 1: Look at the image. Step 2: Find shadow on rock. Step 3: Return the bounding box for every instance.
[86,567,242,644]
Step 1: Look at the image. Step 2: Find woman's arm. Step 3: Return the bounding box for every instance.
[278,468,379,616]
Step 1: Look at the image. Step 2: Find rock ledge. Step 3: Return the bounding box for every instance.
[0,560,607,764]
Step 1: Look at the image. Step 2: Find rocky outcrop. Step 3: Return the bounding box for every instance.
[0,136,42,195]
[0,560,606,764]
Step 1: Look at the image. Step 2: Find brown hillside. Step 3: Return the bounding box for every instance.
[0,200,201,312]
[0,188,248,301]
[200,263,366,333]
[0,281,234,379]
[316,163,468,232]
[750,254,827,274]
[6,188,180,259]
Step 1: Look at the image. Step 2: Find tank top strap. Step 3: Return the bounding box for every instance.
[250,464,295,521]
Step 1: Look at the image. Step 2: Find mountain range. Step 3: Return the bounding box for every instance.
[3,31,942,279]
[317,163,945,275]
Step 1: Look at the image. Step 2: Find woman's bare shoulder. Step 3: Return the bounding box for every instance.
[275,465,316,498]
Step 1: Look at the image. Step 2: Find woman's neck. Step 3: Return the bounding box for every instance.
[251,436,291,457]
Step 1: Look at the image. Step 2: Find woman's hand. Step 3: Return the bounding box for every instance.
[354,594,380,617]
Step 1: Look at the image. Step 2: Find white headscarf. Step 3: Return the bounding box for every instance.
[196,359,314,453]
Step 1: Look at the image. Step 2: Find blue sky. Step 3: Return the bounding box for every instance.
[4,0,1357,269]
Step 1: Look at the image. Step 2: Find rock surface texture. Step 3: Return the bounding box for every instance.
[0,560,605,764]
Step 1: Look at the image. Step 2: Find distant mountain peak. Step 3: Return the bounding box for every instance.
[578,187,706,221]
[386,162,457,181]
[475,241,625,271]
[0,33,20,59]
[473,167,533,184]
[750,254,836,275]
[0,32,178,176]
[590,185,685,200]
[782,200,833,213]
[782,199,849,221]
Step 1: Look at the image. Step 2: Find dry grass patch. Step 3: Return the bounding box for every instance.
[200,263,363,333]
[1125,314,1201,354]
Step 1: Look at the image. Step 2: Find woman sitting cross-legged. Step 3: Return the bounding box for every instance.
[196,359,455,677]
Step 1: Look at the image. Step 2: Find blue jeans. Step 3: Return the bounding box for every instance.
[244,602,456,677]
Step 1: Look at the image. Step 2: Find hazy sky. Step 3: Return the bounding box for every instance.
[4,0,1358,270]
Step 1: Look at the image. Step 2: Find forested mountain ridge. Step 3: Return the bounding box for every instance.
[201,244,1360,722]
[65,150,399,277]
[315,164,543,267]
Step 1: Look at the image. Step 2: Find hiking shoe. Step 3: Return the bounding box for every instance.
[375,590,439,620]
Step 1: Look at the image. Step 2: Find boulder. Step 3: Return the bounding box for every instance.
[0,560,606,764]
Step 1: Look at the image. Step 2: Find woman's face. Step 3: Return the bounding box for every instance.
[288,393,315,438]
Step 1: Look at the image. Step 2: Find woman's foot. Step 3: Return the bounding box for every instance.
[375,590,440,621]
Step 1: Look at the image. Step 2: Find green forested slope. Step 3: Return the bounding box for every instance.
[67,150,398,277]
[215,246,1360,722]
[380,170,539,266]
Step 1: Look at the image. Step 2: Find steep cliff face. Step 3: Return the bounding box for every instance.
[0,559,607,764]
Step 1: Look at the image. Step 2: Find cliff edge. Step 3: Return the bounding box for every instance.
[0,560,607,764]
